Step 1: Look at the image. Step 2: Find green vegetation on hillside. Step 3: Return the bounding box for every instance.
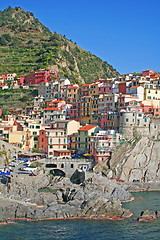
[0,6,119,83]
[0,88,38,109]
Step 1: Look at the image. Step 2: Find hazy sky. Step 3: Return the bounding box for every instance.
[0,0,160,74]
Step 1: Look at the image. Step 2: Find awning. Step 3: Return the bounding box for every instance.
[83,153,92,157]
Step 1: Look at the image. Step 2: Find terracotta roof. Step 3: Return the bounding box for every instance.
[130,86,139,89]
[79,125,98,131]
[44,107,61,111]
[67,86,79,89]
[81,83,92,87]
[52,99,62,103]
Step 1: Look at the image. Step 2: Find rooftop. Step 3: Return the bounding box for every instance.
[44,107,61,111]
[79,125,98,131]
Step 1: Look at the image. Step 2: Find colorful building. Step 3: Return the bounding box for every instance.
[78,125,100,153]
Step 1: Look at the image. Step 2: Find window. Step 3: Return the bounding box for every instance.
[59,138,61,144]
[71,163,74,168]
[50,138,52,144]
[61,163,64,168]
[126,118,129,122]
[145,118,147,122]
[156,109,158,112]
[63,145,66,148]
[42,138,44,142]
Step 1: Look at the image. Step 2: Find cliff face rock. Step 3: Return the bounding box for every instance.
[0,172,133,220]
[106,137,160,182]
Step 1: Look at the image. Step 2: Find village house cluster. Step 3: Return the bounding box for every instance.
[0,69,159,165]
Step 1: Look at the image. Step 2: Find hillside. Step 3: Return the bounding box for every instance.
[0,88,38,109]
[0,6,119,84]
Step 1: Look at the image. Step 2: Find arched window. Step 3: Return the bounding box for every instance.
[61,163,64,168]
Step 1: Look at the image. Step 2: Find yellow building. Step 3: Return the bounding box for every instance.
[144,84,160,100]
[9,130,30,150]
[66,85,81,104]
[27,120,42,150]
[81,96,91,124]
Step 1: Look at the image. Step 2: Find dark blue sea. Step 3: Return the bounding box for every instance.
[0,191,160,240]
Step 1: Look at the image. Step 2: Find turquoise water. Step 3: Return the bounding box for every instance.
[0,192,160,240]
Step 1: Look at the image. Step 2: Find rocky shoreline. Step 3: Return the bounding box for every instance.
[0,171,133,221]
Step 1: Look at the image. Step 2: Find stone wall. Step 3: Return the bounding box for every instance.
[45,158,92,176]
[120,119,160,140]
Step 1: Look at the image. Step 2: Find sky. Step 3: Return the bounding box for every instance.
[0,0,160,74]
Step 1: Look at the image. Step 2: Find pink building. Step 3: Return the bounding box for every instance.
[17,77,24,86]
[98,84,113,94]
[142,70,154,77]
[153,108,160,118]
[24,69,58,85]
[101,112,119,130]
[125,100,143,112]
[39,120,70,158]
[90,130,120,164]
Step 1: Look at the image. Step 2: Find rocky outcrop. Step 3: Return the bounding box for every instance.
[138,210,160,222]
[97,137,160,182]
[0,172,133,220]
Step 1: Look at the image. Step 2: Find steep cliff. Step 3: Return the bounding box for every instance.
[96,137,160,183]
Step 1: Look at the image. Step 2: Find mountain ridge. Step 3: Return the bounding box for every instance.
[0,6,119,84]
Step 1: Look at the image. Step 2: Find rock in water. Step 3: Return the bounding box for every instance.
[138,210,157,222]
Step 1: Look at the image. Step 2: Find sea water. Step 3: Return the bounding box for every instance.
[0,191,160,240]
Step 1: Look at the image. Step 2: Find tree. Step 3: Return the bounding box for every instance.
[3,34,11,42]
[2,108,9,120]
[0,36,7,46]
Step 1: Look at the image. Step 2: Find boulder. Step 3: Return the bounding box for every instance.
[138,210,156,222]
